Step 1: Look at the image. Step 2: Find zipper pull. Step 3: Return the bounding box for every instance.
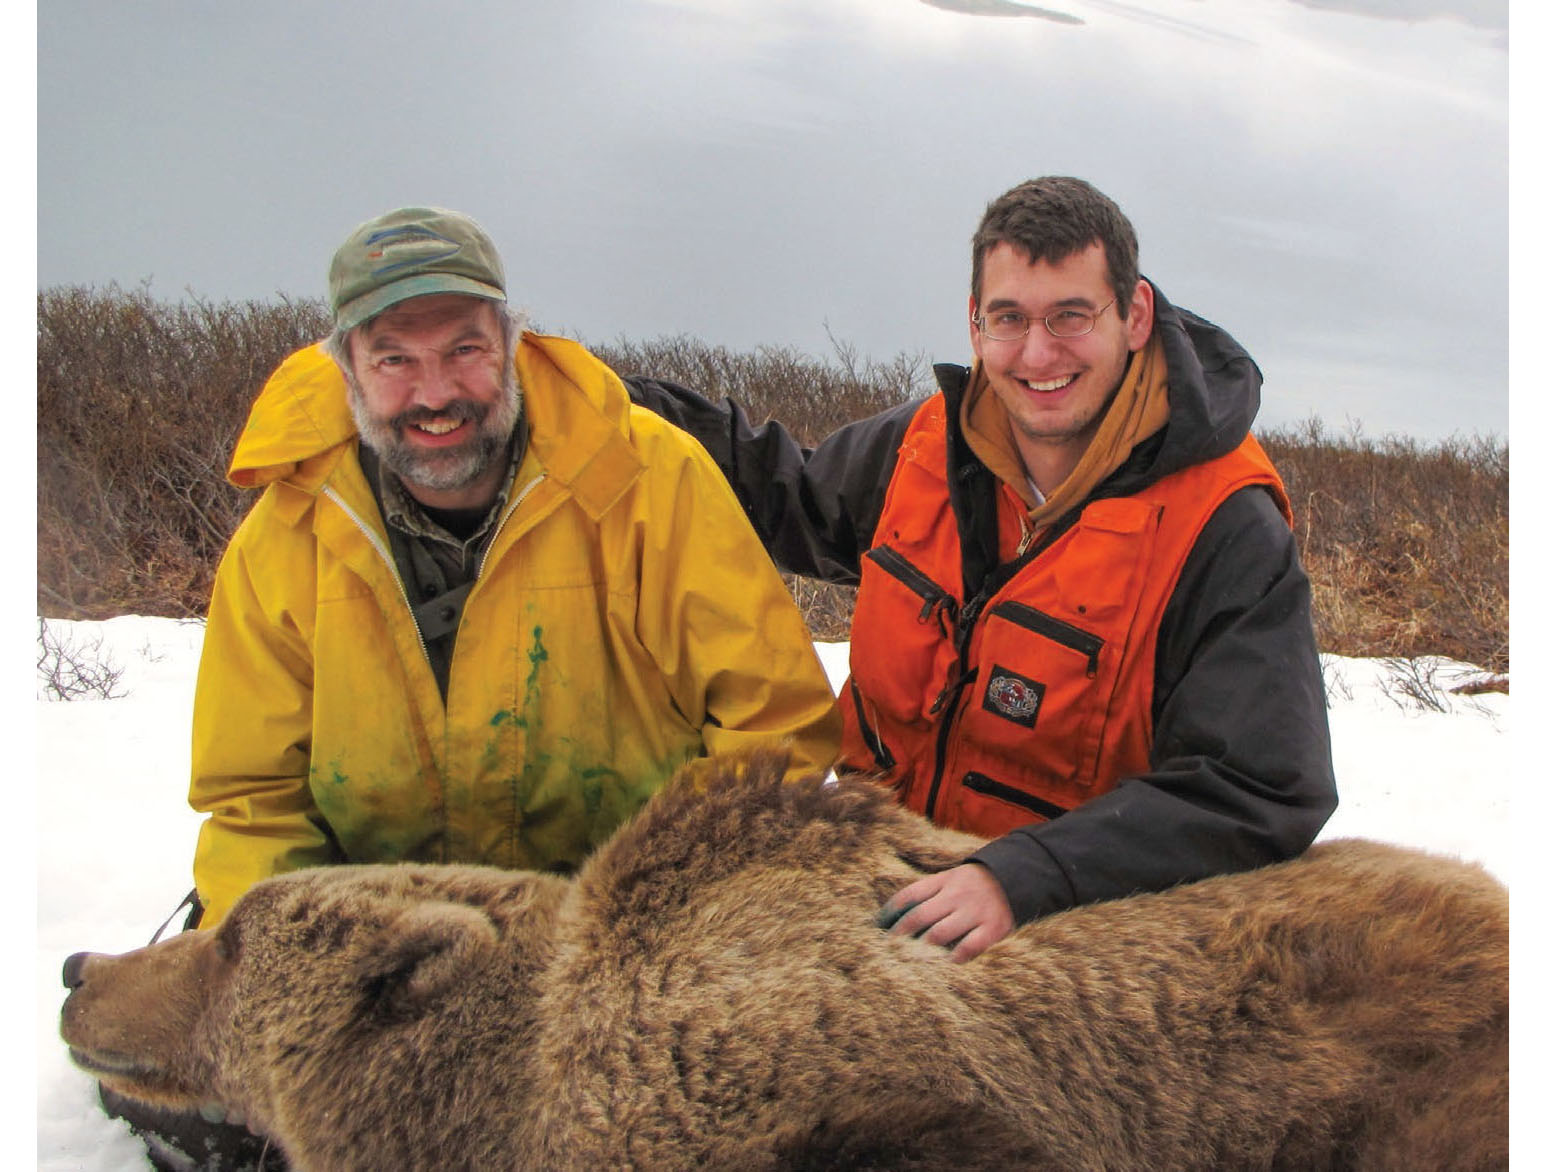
[1015,511,1033,557]
[929,663,958,716]
[917,594,958,633]
[928,665,978,717]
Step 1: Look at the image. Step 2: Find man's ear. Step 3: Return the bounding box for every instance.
[968,295,985,360]
[1124,278,1155,351]
[354,903,498,1017]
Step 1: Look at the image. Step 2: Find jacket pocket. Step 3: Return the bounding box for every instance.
[848,544,959,725]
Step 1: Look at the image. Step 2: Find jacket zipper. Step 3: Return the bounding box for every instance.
[324,486,433,665]
[474,473,547,579]
[989,600,1103,677]
[324,472,549,667]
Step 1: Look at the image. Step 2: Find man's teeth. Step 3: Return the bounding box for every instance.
[1025,375,1076,392]
[415,419,461,435]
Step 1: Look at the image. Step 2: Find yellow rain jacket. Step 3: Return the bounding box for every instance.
[189,334,841,926]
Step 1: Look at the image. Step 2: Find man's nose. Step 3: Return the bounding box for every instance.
[1015,321,1064,366]
[413,357,458,408]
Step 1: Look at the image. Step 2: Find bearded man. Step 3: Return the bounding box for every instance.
[186,206,841,931]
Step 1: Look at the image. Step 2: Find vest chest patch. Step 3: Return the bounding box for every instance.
[983,665,1045,729]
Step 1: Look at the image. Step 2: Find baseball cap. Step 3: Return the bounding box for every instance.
[328,206,507,332]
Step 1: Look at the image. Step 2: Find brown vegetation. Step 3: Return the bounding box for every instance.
[37,286,331,619]
[1259,420,1508,676]
[37,288,1507,672]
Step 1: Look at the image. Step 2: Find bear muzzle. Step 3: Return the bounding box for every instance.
[59,933,229,1109]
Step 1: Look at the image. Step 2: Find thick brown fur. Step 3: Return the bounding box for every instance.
[61,749,1508,1171]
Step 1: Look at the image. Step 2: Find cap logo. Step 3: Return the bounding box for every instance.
[982,665,1045,729]
[362,226,462,276]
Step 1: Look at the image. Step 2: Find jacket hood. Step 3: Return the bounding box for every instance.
[228,333,641,508]
[1141,281,1262,484]
[228,343,358,491]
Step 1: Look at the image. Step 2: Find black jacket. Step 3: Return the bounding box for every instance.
[626,286,1336,921]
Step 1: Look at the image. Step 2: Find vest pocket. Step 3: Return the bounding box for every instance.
[991,602,1101,675]
[843,677,895,771]
[955,601,1113,791]
[954,770,1069,835]
[849,544,959,725]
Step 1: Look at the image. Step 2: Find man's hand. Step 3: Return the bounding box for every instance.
[879,862,1014,963]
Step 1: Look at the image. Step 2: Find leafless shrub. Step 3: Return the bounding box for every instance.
[1376,656,1453,713]
[37,284,331,619]
[1318,656,1355,708]
[1261,419,1507,674]
[36,291,1508,674]
[37,618,126,701]
[590,331,927,446]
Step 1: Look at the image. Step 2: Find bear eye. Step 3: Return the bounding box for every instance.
[214,922,242,963]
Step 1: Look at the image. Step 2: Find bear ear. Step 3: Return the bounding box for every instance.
[354,902,498,1018]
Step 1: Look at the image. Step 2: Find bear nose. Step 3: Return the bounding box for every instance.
[62,951,93,990]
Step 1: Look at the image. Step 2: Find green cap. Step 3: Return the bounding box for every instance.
[328,206,507,332]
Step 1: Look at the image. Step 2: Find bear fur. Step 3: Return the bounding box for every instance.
[62,750,1508,1171]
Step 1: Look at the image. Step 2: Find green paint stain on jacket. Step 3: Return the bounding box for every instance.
[526,626,549,689]
[513,627,548,733]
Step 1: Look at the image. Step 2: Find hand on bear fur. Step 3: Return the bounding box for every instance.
[881,861,1013,962]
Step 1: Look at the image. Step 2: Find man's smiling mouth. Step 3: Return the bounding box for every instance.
[1021,374,1076,393]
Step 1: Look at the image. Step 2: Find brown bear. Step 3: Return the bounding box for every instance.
[61,750,1508,1171]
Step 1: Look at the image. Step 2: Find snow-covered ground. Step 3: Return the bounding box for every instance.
[35,616,1513,1169]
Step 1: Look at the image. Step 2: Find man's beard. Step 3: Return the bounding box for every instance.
[347,366,523,496]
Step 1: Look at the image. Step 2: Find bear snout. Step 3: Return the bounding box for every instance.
[63,951,95,990]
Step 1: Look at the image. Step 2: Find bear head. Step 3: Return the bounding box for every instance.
[61,863,570,1168]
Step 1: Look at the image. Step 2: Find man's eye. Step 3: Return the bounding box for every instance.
[1050,310,1091,331]
[989,312,1025,329]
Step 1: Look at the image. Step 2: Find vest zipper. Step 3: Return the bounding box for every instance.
[961,771,1069,821]
[863,546,958,627]
[920,547,1065,821]
[923,597,990,823]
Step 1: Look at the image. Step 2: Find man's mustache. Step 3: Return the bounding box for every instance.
[390,400,489,431]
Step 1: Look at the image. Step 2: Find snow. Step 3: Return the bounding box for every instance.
[35,617,1513,1169]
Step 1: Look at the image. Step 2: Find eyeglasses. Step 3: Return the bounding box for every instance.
[974,298,1116,342]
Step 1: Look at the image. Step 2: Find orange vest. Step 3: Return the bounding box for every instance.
[839,392,1290,838]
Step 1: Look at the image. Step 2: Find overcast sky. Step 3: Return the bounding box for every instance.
[37,0,1507,440]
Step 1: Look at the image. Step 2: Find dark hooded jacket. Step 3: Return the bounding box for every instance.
[626,285,1336,922]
